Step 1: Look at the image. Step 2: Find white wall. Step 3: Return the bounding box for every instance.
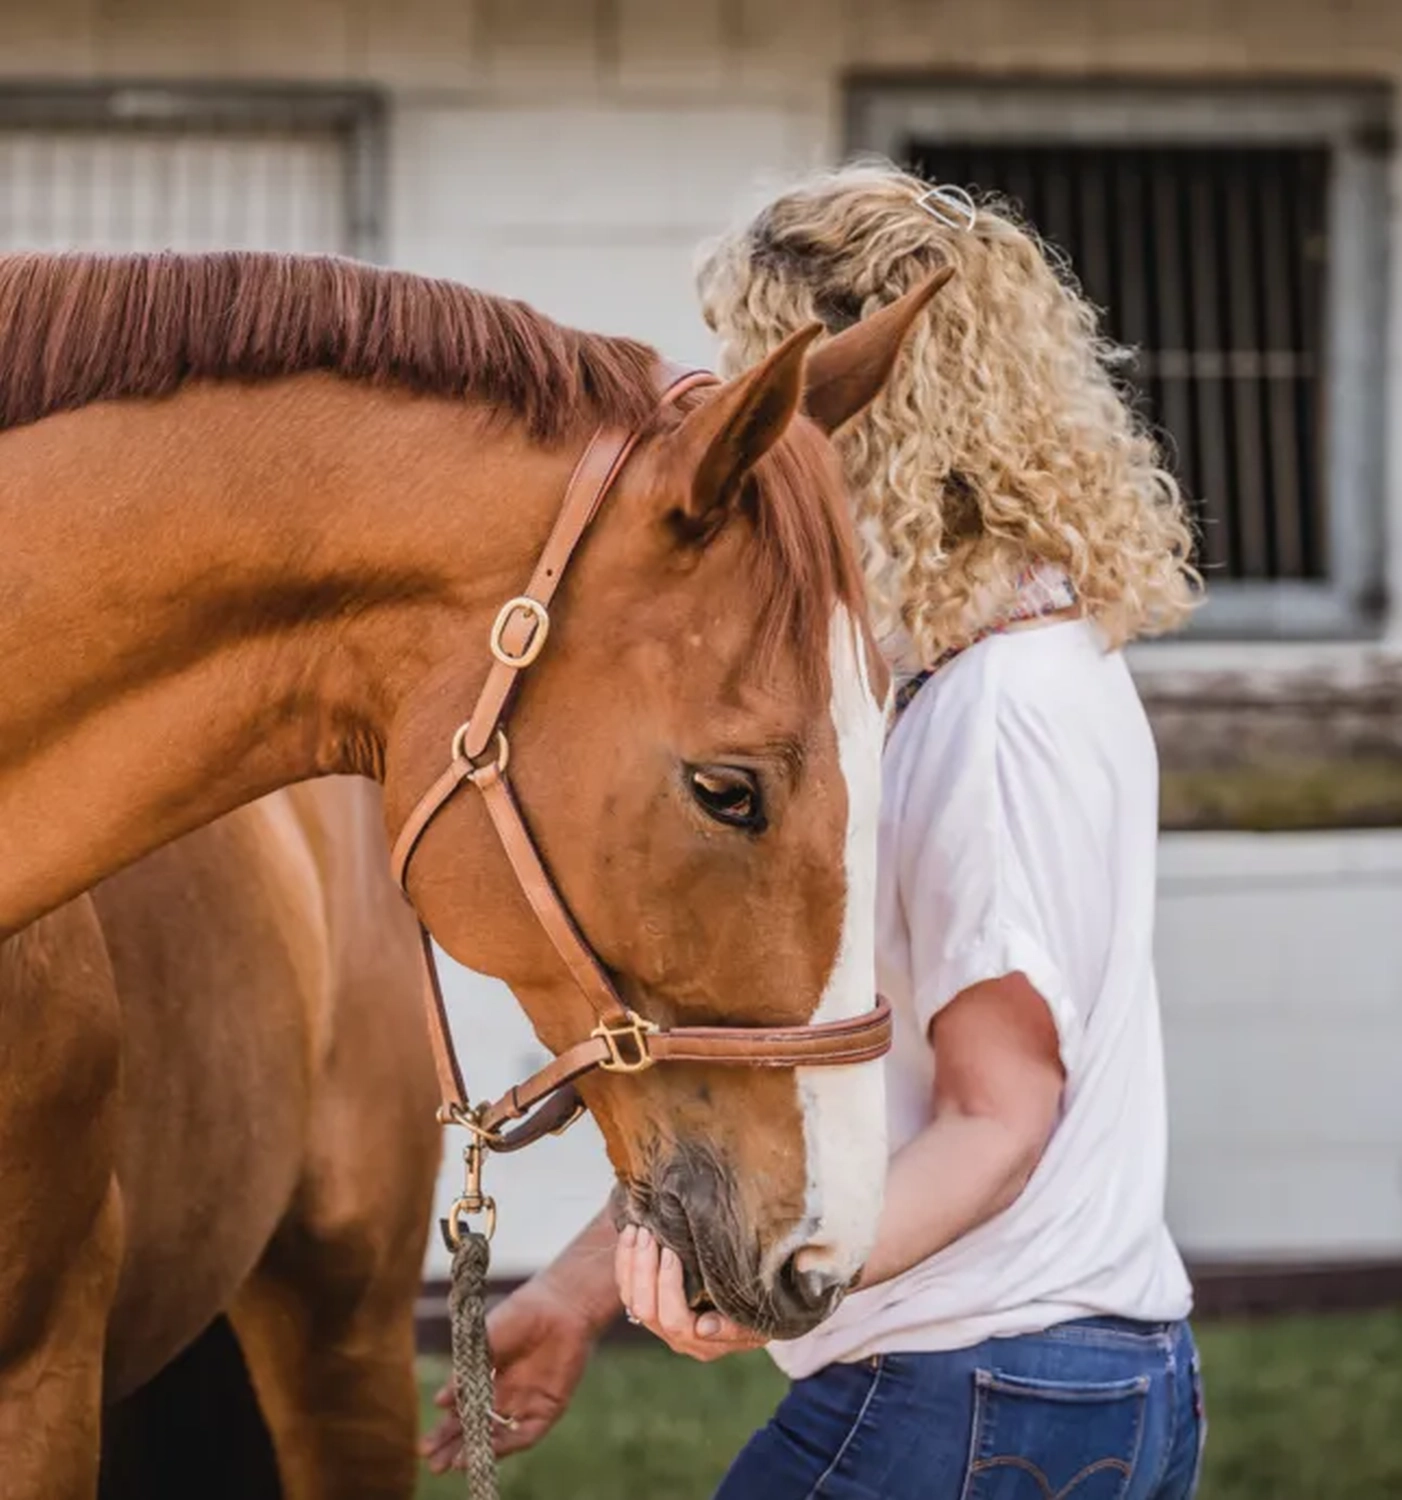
[388,100,824,364]
[1159,831,1402,1262]
[425,959,613,1280]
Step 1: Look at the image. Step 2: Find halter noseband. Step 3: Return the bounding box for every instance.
[389,365,893,1180]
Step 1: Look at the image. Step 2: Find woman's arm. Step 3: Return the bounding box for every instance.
[855,970,1065,1288]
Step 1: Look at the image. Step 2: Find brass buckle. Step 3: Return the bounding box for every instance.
[591,1012,658,1073]
[490,596,551,669]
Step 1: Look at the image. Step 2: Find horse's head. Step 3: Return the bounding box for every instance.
[390,275,946,1339]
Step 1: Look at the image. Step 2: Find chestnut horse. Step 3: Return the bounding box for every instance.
[0,250,939,1498]
[3,776,439,1500]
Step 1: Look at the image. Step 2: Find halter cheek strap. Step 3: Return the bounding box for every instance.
[391,364,893,1162]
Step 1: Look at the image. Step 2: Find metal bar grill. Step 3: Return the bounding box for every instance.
[907,141,1331,583]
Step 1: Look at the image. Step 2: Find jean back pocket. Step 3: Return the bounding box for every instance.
[960,1368,1150,1500]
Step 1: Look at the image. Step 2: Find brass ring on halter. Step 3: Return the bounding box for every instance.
[436,1101,505,1148]
[490,595,551,668]
[450,722,510,782]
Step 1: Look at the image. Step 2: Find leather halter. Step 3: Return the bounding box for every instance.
[390,366,893,1158]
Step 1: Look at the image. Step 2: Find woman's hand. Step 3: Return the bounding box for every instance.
[614,1223,766,1362]
[420,1273,599,1471]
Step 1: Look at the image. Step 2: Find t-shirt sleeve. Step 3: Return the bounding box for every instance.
[895,669,1082,1071]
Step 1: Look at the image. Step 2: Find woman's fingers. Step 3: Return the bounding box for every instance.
[614,1222,638,1314]
[614,1224,762,1361]
[627,1227,661,1326]
[420,1383,463,1472]
[655,1246,694,1340]
[696,1311,757,1343]
[421,1412,463,1473]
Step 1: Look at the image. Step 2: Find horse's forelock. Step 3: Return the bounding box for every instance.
[744,418,868,702]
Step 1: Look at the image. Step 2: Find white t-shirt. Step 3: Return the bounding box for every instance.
[771,618,1192,1379]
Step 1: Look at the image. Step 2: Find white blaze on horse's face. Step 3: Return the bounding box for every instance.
[776,604,889,1297]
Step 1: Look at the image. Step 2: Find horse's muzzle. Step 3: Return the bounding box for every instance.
[615,1150,848,1340]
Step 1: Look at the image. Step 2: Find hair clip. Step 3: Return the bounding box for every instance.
[916,184,977,233]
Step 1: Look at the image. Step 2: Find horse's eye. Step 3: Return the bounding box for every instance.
[687,766,766,832]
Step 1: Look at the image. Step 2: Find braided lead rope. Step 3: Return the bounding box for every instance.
[448,1231,499,1500]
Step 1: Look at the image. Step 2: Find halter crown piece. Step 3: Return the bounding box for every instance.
[390,362,893,1253]
[916,183,978,233]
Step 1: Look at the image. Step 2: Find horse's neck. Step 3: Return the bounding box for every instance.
[0,375,561,934]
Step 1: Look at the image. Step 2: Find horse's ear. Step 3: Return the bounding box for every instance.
[802,266,954,435]
[668,322,823,537]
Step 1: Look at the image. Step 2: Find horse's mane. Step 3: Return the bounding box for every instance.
[0,250,866,690]
[0,250,660,442]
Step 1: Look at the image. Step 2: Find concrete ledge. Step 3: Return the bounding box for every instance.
[1129,651,1402,828]
[1136,650,1402,777]
[415,1260,1402,1351]
[1188,1259,1402,1320]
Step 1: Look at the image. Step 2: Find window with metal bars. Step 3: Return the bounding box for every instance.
[849,85,1390,637]
[0,86,384,260]
[907,143,1328,585]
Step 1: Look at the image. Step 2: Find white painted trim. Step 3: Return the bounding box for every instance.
[1159,826,1402,882]
[1126,635,1402,674]
[1385,86,1402,647]
[848,81,1392,151]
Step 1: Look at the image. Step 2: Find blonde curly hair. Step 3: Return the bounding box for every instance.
[696,161,1200,662]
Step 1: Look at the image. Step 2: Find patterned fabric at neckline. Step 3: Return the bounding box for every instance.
[893,567,1079,721]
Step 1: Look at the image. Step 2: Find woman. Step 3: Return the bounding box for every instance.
[424,162,1206,1498]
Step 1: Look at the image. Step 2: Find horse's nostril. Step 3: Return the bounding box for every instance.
[779,1250,846,1314]
[793,1242,840,1278]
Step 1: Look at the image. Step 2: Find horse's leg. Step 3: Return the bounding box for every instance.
[0,1182,123,1500]
[226,1042,440,1499]
[0,904,124,1500]
[228,1194,430,1500]
[227,778,440,1500]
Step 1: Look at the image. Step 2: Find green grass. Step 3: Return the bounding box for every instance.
[416,1309,1402,1500]
[416,1343,784,1500]
[1192,1311,1402,1499]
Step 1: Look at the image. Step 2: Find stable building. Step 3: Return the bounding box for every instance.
[7,0,1402,1309]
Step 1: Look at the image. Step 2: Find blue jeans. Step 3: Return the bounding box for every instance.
[716,1318,1205,1500]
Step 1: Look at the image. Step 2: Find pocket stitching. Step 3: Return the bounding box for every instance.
[969,1454,1135,1500]
[979,1371,1151,1404]
[959,1366,1150,1500]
